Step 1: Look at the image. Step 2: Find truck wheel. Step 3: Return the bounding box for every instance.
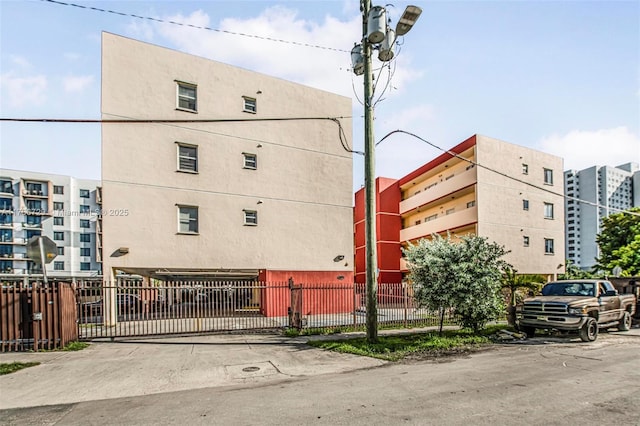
[521,326,536,338]
[579,317,598,342]
[618,312,631,331]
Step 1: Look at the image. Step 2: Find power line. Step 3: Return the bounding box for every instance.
[41,0,350,53]
[103,179,353,210]
[376,130,640,218]
[0,115,360,155]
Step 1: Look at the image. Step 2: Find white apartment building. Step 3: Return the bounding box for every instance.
[0,169,102,278]
[101,33,353,283]
[564,162,639,271]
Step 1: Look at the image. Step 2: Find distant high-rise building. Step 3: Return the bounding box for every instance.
[564,162,639,271]
[0,169,102,278]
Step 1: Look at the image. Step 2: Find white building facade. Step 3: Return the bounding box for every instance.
[564,162,639,271]
[100,33,353,283]
[0,169,102,279]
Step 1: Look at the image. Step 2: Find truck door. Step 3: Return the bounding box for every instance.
[598,282,620,323]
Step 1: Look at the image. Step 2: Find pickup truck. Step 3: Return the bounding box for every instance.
[517,279,636,342]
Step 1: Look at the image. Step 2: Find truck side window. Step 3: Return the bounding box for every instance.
[598,283,607,296]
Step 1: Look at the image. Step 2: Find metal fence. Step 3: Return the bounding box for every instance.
[75,280,457,340]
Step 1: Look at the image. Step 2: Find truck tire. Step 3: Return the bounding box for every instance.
[521,326,536,338]
[579,317,598,342]
[618,311,632,331]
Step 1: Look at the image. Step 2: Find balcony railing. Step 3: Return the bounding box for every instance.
[400,205,478,242]
[400,167,477,215]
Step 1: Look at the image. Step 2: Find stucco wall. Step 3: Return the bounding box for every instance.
[101,33,353,278]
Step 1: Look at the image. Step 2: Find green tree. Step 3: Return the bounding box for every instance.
[595,207,640,276]
[404,234,510,333]
[501,266,545,326]
[558,259,594,280]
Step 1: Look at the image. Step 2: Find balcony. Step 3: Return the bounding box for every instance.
[22,189,48,199]
[400,167,477,215]
[400,205,478,242]
[23,222,43,230]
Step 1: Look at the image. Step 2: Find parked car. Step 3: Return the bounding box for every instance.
[517,279,636,342]
[80,294,143,316]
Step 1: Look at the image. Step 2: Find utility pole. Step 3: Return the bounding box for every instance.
[354,2,422,343]
[361,0,378,343]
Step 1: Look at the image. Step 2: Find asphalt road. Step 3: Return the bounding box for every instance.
[2,331,639,426]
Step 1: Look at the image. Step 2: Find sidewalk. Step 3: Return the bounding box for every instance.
[0,332,387,410]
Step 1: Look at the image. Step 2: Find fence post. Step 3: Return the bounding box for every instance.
[353,283,357,328]
[403,282,408,328]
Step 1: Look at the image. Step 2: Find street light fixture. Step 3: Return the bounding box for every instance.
[355,2,421,342]
[395,5,423,36]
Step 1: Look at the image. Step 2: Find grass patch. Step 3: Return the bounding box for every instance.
[307,327,505,361]
[60,341,90,351]
[0,362,40,375]
[38,341,90,352]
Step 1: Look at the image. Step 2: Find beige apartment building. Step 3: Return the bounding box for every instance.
[101,33,353,283]
[354,134,565,283]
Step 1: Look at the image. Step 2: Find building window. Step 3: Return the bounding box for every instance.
[178,205,198,234]
[243,153,257,170]
[522,199,529,210]
[177,143,198,173]
[243,97,257,113]
[446,208,455,215]
[244,210,258,226]
[522,164,529,175]
[544,203,554,219]
[80,219,91,228]
[53,185,64,195]
[57,246,64,256]
[466,201,475,208]
[26,230,41,239]
[523,236,529,247]
[414,220,421,226]
[53,217,64,226]
[80,247,91,257]
[544,168,553,185]
[54,261,64,271]
[80,262,91,271]
[53,202,64,211]
[544,238,554,254]
[80,233,91,243]
[53,231,64,241]
[79,189,90,198]
[176,81,197,112]
[26,200,43,212]
[426,214,438,222]
[79,205,91,214]
[26,215,42,226]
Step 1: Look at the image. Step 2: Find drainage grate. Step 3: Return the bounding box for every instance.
[242,366,261,372]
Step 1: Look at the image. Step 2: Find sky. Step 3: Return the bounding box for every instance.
[1,0,639,192]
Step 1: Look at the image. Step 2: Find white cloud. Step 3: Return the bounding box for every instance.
[143,6,421,101]
[63,75,94,93]
[538,127,640,170]
[10,55,31,68]
[0,72,47,108]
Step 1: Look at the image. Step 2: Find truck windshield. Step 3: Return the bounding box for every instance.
[541,282,596,297]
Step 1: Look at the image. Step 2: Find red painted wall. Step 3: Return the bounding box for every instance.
[258,270,355,317]
[353,178,402,284]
